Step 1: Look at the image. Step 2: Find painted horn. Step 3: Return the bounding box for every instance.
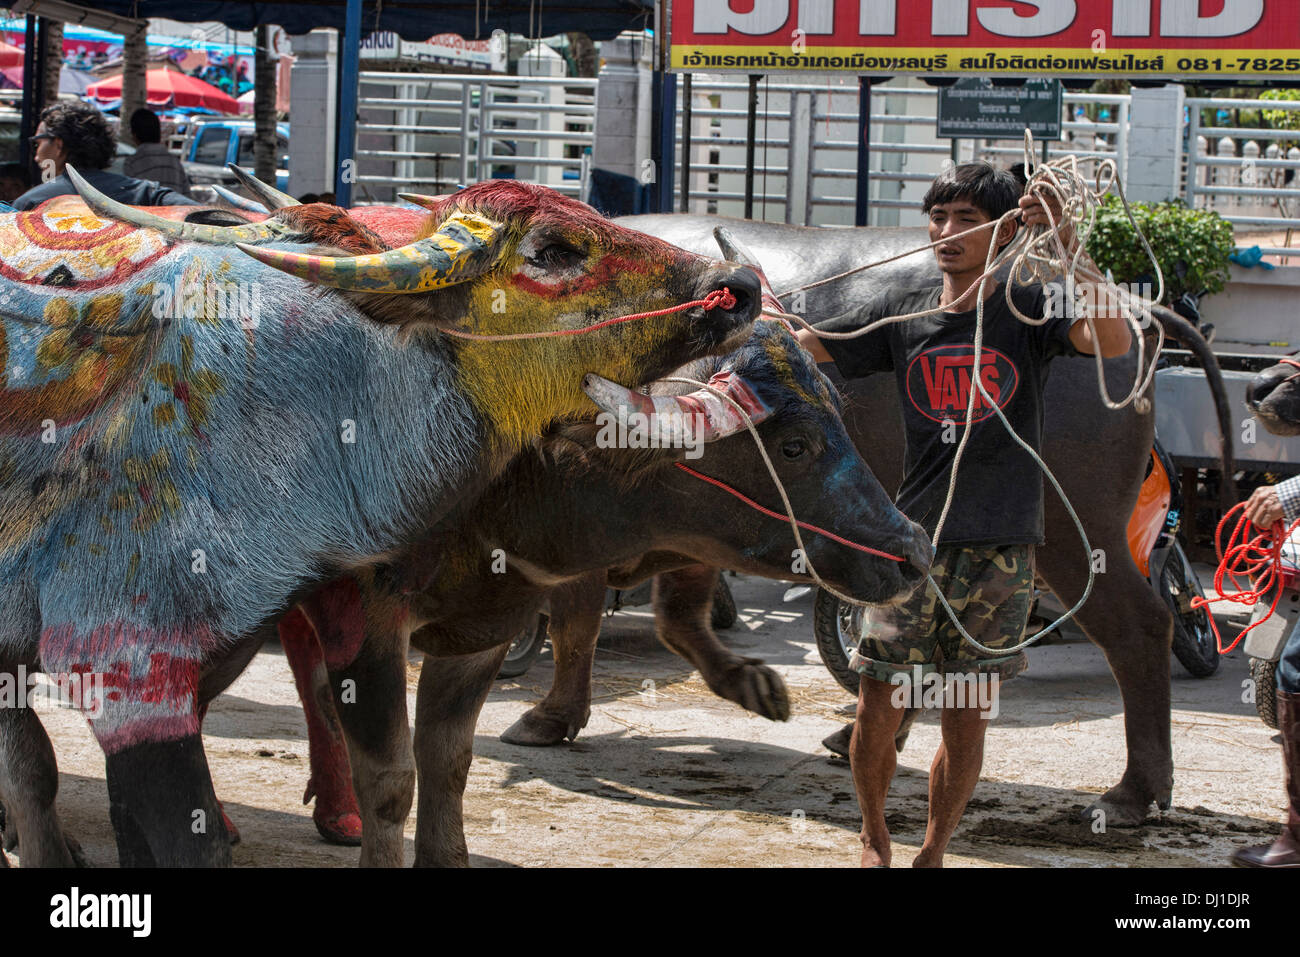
[397,192,454,210]
[210,183,269,215]
[66,165,295,244]
[582,369,772,445]
[225,164,301,210]
[235,211,504,293]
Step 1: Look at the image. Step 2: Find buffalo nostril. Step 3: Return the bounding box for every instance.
[727,286,753,319]
[1248,377,1275,405]
[711,266,760,321]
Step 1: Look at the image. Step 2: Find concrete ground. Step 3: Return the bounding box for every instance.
[11,564,1286,868]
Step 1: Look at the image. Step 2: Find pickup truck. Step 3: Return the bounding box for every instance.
[180,119,290,194]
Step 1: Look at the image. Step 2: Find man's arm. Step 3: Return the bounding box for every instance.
[1018,193,1131,358]
[795,327,834,364]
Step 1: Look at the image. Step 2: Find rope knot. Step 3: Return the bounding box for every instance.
[702,286,737,311]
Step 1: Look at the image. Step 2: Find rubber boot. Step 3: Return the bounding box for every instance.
[1233,689,1300,867]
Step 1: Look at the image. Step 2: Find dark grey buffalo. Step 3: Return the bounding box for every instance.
[584,214,1232,827]
[1248,359,1300,435]
[280,321,931,865]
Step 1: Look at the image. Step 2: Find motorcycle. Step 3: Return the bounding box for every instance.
[813,437,1219,694]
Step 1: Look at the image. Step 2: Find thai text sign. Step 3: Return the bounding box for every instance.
[668,0,1300,77]
[937,79,1063,139]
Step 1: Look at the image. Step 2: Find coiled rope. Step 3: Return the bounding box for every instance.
[678,131,1168,655]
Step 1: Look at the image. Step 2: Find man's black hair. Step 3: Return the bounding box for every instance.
[39,101,116,170]
[0,162,29,186]
[921,161,1023,221]
[129,107,162,145]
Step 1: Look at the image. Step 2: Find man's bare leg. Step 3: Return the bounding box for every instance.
[913,696,992,867]
[849,675,907,867]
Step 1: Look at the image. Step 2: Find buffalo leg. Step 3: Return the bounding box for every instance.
[413,643,511,867]
[1039,542,1174,826]
[103,734,230,867]
[0,675,78,867]
[653,566,790,721]
[500,573,607,746]
[278,608,363,845]
[305,579,415,868]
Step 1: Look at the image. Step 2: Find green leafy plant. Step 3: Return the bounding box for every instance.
[1260,88,1300,133]
[1084,196,1235,301]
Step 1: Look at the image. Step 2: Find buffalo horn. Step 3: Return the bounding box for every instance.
[66,165,294,244]
[234,211,504,293]
[397,192,453,210]
[210,184,269,215]
[582,370,772,445]
[225,164,301,210]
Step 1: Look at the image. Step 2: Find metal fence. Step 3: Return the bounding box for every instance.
[674,77,1129,228]
[352,71,596,204]
[1186,96,1300,258]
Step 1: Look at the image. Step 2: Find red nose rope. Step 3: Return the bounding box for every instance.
[1190,501,1300,653]
[674,462,906,562]
[437,287,738,342]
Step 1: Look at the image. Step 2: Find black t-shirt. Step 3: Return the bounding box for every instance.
[817,282,1081,547]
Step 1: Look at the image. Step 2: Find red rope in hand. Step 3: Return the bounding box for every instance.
[438,287,739,342]
[1190,500,1300,654]
[674,462,906,562]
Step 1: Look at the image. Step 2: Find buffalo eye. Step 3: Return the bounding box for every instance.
[781,437,808,460]
[532,242,586,270]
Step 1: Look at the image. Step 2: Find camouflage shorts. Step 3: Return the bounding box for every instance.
[847,544,1035,683]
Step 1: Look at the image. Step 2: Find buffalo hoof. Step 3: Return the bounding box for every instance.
[314,808,363,846]
[501,708,585,747]
[0,830,89,866]
[1083,780,1169,828]
[218,803,241,846]
[715,658,790,721]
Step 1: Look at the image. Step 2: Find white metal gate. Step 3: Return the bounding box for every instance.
[353,71,597,204]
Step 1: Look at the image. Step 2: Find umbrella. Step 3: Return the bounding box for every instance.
[85,69,238,114]
[0,40,21,69]
[0,65,95,94]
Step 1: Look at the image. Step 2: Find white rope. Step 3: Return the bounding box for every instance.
[717,131,1167,655]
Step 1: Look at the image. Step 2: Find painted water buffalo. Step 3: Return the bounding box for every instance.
[603,214,1234,827]
[0,180,759,867]
[277,320,931,865]
[1248,358,1300,435]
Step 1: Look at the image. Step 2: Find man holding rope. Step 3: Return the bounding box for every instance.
[1230,481,1300,867]
[796,161,1131,867]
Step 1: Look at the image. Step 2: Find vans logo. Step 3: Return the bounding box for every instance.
[906,344,1019,424]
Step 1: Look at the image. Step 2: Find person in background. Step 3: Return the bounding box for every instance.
[11,101,197,211]
[0,162,30,205]
[297,192,319,204]
[1232,481,1300,867]
[123,107,192,197]
[316,191,337,205]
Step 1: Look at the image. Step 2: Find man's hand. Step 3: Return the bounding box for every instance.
[1245,484,1285,530]
[1018,190,1072,249]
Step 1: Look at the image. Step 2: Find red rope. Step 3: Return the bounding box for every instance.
[438,287,738,342]
[674,462,906,562]
[1190,500,1300,654]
